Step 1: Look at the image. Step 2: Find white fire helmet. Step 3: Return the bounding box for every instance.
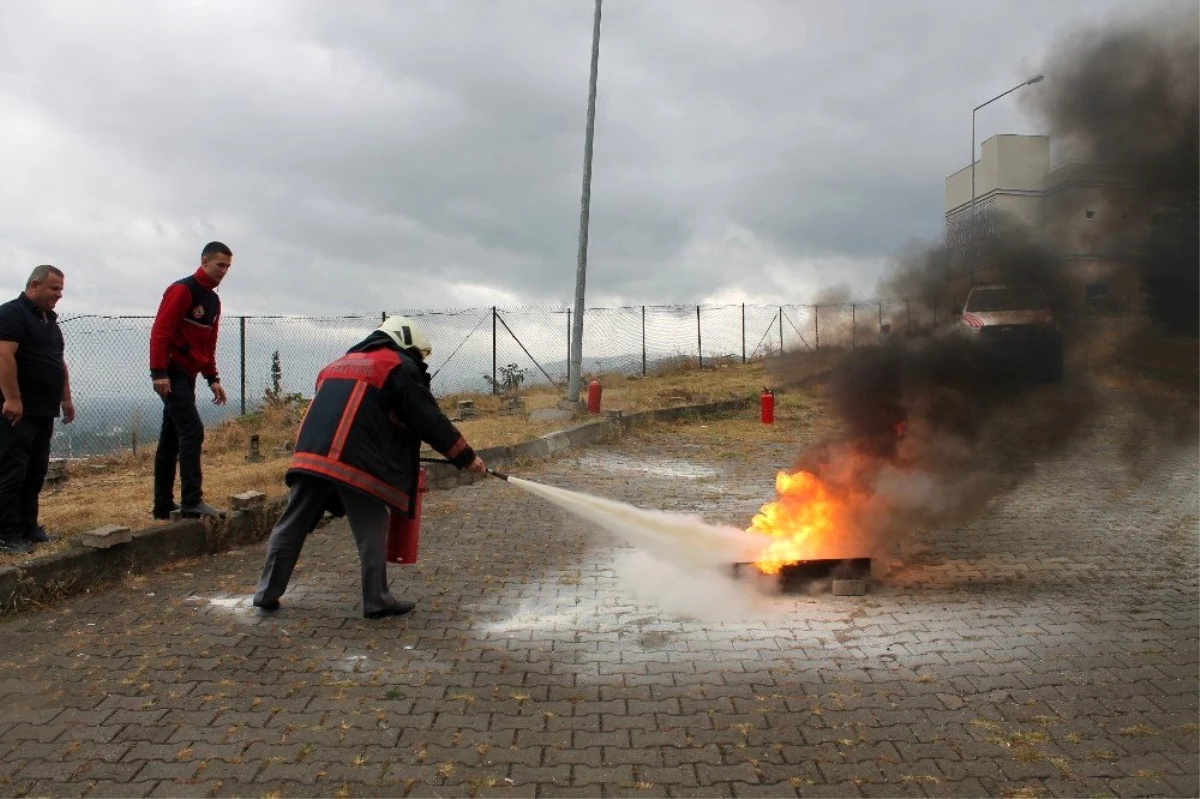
[377,315,433,358]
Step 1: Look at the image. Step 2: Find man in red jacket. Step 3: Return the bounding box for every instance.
[149,242,231,520]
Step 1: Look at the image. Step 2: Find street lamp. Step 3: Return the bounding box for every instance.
[968,73,1044,261]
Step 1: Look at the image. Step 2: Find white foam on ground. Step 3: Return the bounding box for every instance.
[479,551,810,637]
[613,550,781,621]
[185,594,258,618]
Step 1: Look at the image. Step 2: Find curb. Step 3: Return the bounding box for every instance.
[0,498,289,615]
[0,394,756,614]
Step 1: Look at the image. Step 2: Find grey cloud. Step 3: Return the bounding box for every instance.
[0,0,1168,315]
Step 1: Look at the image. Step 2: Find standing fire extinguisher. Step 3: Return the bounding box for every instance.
[387,467,428,564]
[586,379,603,415]
[760,388,775,425]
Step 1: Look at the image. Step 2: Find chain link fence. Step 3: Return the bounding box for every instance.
[53,299,947,458]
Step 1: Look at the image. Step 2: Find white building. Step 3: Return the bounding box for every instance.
[944,134,1143,312]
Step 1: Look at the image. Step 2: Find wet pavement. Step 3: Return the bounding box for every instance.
[0,388,1196,798]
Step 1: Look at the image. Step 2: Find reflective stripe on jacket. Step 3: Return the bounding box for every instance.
[288,346,476,512]
[289,349,413,511]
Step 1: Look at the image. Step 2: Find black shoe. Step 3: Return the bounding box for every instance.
[23,526,54,544]
[364,601,415,620]
[151,502,180,520]
[253,598,280,612]
[0,538,33,556]
[180,502,226,519]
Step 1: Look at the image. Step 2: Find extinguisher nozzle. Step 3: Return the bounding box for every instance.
[487,468,509,481]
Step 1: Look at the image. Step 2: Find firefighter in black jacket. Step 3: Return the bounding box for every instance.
[253,315,486,618]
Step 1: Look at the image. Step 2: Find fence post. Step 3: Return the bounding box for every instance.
[851,304,857,349]
[778,307,783,354]
[906,299,912,334]
[814,305,820,350]
[696,305,702,369]
[741,303,746,364]
[566,308,572,386]
[641,305,647,376]
[491,306,497,395]
[381,311,386,323]
[239,316,246,416]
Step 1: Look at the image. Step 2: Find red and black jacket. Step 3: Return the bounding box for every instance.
[149,268,221,382]
[288,344,475,513]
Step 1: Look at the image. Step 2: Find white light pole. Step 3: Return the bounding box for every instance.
[969,73,1044,267]
[567,0,603,404]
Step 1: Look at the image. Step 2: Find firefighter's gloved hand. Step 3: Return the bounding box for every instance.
[467,456,487,474]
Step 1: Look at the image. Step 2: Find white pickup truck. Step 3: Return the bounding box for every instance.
[958,283,1064,381]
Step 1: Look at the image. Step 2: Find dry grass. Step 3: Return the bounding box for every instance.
[4,355,835,567]
[620,387,833,456]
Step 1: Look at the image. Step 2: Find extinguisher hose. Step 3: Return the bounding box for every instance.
[419,456,509,481]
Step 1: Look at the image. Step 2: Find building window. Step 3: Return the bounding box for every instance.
[1085,209,1095,219]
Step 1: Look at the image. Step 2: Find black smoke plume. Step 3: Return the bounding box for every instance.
[768,6,1197,553]
[1026,5,1199,334]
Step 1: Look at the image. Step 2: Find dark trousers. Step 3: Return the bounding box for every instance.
[254,474,396,614]
[0,415,54,541]
[154,370,205,509]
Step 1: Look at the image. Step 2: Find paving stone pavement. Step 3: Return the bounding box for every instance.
[0,387,1196,799]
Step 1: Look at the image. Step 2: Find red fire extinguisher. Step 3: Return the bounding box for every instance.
[760,388,775,425]
[586,379,603,415]
[387,467,428,564]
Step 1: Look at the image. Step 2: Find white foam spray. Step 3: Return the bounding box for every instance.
[504,476,779,619]
[507,476,767,569]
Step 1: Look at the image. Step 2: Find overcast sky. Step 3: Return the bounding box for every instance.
[0,0,1177,316]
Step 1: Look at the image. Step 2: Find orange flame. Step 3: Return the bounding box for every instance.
[746,469,859,574]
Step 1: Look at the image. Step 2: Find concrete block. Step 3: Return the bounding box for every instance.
[80,524,132,549]
[0,566,19,603]
[542,432,571,453]
[566,422,607,447]
[476,445,511,461]
[245,433,264,463]
[529,407,575,423]
[832,579,868,596]
[230,491,267,510]
[511,438,550,459]
[45,459,68,485]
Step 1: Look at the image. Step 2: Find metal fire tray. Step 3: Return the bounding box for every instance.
[732,558,871,593]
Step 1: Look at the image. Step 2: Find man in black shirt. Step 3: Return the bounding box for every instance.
[0,265,75,555]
